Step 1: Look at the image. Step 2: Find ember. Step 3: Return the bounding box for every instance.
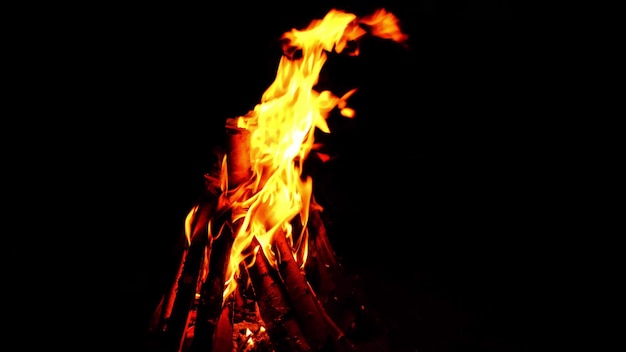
[147,8,408,352]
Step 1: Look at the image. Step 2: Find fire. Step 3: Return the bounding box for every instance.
[185,8,408,302]
[151,8,409,352]
[221,8,406,301]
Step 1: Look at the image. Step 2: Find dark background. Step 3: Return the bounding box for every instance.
[59,2,546,351]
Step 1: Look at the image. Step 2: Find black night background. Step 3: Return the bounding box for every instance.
[55,2,548,351]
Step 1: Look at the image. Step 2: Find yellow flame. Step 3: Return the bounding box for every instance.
[184,204,199,246]
[221,8,407,300]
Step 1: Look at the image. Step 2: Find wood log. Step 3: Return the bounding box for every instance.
[161,194,218,352]
[246,237,312,352]
[274,229,354,351]
[149,231,189,336]
[189,210,234,352]
[305,208,372,346]
[225,117,252,189]
[212,303,234,352]
[303,207,339,306]
[274,229,333,349]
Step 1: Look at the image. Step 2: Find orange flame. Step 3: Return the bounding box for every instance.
[219,8,407,300]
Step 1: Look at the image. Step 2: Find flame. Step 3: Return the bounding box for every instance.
[219,8,407,300]
[184,204,198,246]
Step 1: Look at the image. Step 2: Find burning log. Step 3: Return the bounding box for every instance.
[212,303,234,352]
[189,210,234,352]
[273,228,350,351]
[303,207,339,305]
[246,236,312,352]
[149,233,188,336]
[157,194,218,351]
[226,118,251,189]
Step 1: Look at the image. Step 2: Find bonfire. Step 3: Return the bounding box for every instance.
[148,8,408,352]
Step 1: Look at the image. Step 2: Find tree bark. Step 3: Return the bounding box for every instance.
[246,237,312,352]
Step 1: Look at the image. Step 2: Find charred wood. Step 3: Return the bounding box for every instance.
[189,209,234,352]
[246,237,312,352]
[274,229,354,352]
[303,208,340,306]
[160,194,218,351]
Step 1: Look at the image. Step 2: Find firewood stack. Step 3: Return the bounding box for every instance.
[147,118,378,352]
